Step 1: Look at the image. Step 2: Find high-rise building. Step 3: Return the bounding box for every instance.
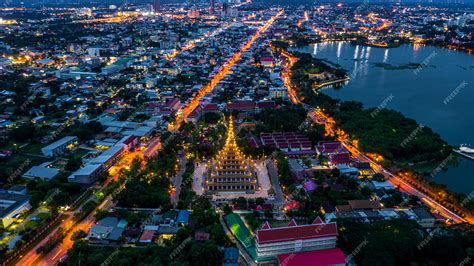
[153,0,160,12]
[205,116,258,193]
[209,0,214,14]
[222,2,229,17]
[221,2,238,18]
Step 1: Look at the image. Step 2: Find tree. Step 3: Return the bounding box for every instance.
[93,209,109,222]
[255,197,265,205]
[188,240,223,266]
[235,197,247,209]
[360,186,372,197]
[264,210,273,219]
[71,230,87,241]
[203,112,221,124]
[10,123,36,142]
[65,155,81,171]
[222,204,233,215]
[372,173,386,182]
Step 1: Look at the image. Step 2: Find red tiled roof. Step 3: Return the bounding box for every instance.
[330,153,352,165]
[188,107,201,118]
[256,222,338,244]
[194,231,210,241]
[316,141,347,154]
[348,200,383,210]
[277,248,346,266]
[139,230,155,242]
[202,103,219,111]
[226,101,256,110]
[287,219,298,227]
[278,143,289,148]
[312,217,324,224]
[261,221,271,230]
[257,101,276,109]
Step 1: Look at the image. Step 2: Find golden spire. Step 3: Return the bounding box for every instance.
[224,115,238,149]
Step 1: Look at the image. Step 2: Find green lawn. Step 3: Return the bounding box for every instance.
[20,143,44,155]
[225,213,254,248]
[37,212,52,221]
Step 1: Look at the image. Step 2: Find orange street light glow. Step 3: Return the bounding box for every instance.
[168,10,284,131]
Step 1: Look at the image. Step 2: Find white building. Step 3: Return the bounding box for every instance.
[68,163,103,184]
[269,87,288,99]
[255,218,338,259]
[0,192,31,228]
[41,136,78,157]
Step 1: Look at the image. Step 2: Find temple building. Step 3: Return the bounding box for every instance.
[205,116,258,193]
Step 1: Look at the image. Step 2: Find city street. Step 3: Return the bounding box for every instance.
[171,156,187,206]
[14,140,152,266]
[265,160,285,206]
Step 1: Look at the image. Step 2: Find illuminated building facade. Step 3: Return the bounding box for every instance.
[205,116,258,192]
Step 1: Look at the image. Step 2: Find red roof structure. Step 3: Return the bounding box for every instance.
[257,101,276,109]
[202,103,219,112]
[226,101,256,111]
[256,222,338,245]
[260,132,313,154]
[188,107,201,119]
[261,221,271,230]
[287,219,298,227]
[316,141,348,155]
[330,153,352,165]
[194,231,210,241]
[139,230,155,242]
[277,248,347,266]
[312,216,324,225]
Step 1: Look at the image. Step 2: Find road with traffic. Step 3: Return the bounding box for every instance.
[14,148,143,266]
[168,10,284,131]
[14,10,284,266]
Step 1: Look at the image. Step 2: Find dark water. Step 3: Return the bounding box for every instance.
[295,42,474,194]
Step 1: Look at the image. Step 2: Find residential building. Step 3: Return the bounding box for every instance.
[87,217,128,244]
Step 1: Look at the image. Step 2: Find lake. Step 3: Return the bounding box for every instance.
[295,42,474,195]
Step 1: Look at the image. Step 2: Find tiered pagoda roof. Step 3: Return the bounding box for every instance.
[205,116,258,192]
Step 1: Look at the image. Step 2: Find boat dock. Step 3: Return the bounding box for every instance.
[453,149,474,160]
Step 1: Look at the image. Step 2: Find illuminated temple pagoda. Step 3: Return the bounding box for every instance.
[205,116,258,193]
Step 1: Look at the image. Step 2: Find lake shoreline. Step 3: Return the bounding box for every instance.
[292,42,474,195]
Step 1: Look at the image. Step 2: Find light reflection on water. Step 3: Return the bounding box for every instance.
[294,42,474,194]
